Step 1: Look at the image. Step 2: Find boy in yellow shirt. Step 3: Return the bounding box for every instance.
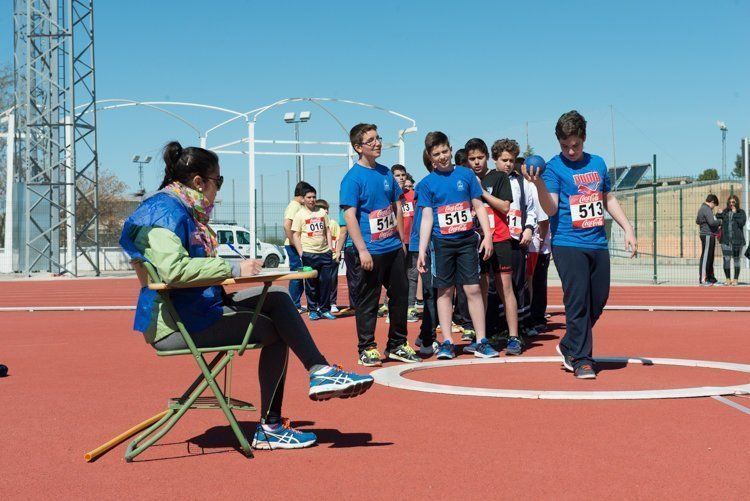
[284,182,314,311]
[316,199,342,313]
[292,186,337,320]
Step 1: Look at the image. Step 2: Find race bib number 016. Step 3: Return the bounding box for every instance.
[368,206,397,241]
[305,217,325,237]
[437,201,473,235]
[508,208,522,237]
[570,192,604,228]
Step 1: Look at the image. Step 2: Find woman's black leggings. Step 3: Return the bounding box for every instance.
[154,286,328,424]
[722,246,742,279]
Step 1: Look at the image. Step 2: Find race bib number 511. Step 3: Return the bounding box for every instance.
[368,206,397,241]
[570,192,604,228]
[437,201,473,235]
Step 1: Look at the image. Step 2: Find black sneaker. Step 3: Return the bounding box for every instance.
[556,344,574,372]
[574,364,596,379]
[358,348,382,367]
[385,344,421,363]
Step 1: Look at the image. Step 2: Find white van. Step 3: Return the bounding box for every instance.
[213,223,286,268]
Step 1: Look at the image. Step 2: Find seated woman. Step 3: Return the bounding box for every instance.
[120,141,373,450]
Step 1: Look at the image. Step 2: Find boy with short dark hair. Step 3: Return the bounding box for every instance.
[292,186,337,320]
[525,110,637,379]
[416,131,498,359]
[491,139,537,355]
[339,123,420,366]
[283,181,315,311]
[316,199,341,313]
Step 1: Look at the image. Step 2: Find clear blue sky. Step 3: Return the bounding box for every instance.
[2,0,749,211]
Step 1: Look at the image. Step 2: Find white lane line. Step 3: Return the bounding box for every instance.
[711,395,750,416]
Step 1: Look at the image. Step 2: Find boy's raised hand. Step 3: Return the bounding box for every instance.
[521,164,543,183]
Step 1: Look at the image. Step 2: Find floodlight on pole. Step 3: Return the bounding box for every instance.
[132,155,153,196]
[283,111,312,182]
[717,121,728,179]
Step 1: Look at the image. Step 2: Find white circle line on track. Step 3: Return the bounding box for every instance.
[370,357,750,400]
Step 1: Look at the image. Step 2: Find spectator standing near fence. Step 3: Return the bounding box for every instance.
[717,195,746,285]
[284,181,314,311]
[696,194,720,286]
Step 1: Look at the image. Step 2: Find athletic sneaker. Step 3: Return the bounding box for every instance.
[418,340,441,357]
[505,336,523,356]
[407,308,419,323]
[415,300,424,311]
[297,306,309,314]
[309,365,374,401]
[487,332,508,349]
[436,341,455,360]
[309,311,322,321]
[377,304,389,317]
[463,342,477,354]
[461,329,476,342]
[385,344,421,363]
[474,338,500,358]
[358,348,382,367]
[330,305,340,313]
[321,311,337,320]
[252,420,317,450]
[556,344,574,372]
[574,364,596,379]
[436,323,462,334]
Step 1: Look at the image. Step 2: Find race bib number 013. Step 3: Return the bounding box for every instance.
[401,201,414,217]
[368,206,397,241]
[508,208,522,237]
[570,192,604,228]
[437,201,473,235]
[305,217,325,237]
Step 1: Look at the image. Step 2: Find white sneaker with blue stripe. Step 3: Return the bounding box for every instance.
[252,422,317,450]
[308,365,374,401]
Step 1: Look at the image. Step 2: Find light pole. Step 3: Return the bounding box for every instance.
[717,121,727,179]
[284,111,311,182]
[132,155,152,197]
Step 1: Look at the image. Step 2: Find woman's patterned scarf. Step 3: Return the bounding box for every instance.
[162,182,218,257]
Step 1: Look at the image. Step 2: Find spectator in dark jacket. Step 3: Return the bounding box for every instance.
[696,194,720,285]
[717,195,746,285]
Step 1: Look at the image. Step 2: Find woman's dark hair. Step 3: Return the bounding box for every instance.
[726,194,740,210]
[706,194,719,205]
[158,141,220,190]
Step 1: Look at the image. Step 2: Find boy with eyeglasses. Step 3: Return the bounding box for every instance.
[339,123,420,366]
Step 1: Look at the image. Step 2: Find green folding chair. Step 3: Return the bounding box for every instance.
[124,260,267,461]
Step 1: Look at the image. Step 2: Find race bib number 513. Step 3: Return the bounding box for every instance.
[368,206,397,241]
[570,192,605,228]
[437,201,473,235]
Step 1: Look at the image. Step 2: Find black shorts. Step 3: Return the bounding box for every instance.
[492,240,512,273]
[431,233,481,288]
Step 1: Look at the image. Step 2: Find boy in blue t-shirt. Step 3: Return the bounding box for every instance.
[524,110,637,379]
[339,123,420,366]
[416,131,498,359]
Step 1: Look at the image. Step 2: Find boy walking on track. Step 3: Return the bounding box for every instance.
[339,123,420,366]
[525,110,637,379]
[416,131,498,360]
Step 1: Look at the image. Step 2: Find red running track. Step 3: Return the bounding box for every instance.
[1,278,749,498]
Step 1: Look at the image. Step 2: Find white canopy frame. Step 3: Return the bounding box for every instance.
[3,98,418,263]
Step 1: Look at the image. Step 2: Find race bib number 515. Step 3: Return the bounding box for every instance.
[437,201,473,235]
[570,192,604,228]
[368,206,397,241]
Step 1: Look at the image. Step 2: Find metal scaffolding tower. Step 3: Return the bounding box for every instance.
[13,0,100,276]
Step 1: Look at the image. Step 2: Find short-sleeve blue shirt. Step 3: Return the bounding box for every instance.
[542,153,611,250]
[416,166,483,240]
[339,163,403,255]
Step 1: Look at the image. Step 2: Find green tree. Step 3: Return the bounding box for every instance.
[522,144,535,158]
[697,168,719,181]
